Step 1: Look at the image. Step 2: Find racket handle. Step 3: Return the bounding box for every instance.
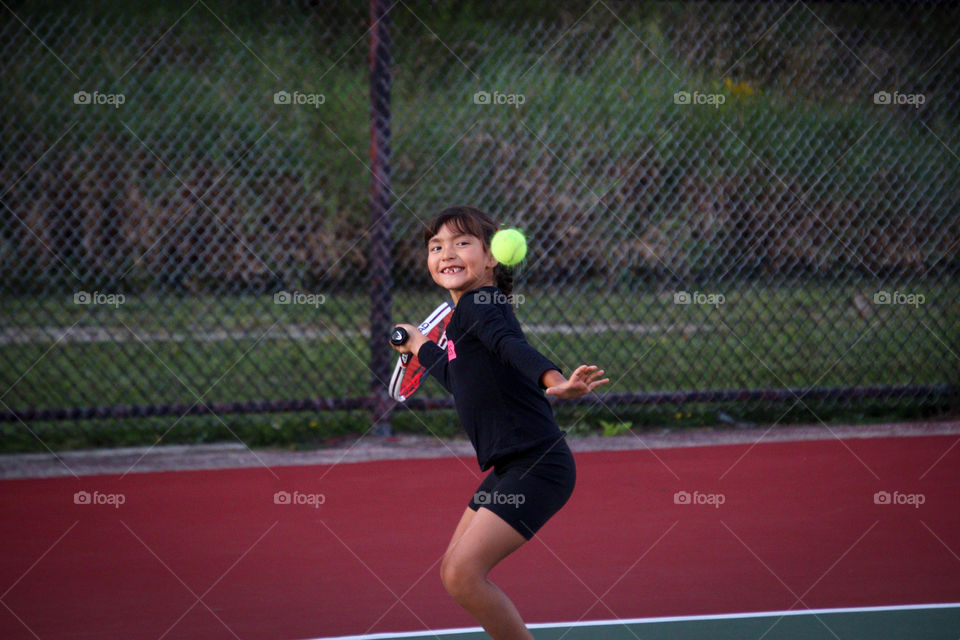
[390,326,408,346]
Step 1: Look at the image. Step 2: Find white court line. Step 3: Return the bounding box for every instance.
[299,602,960,639]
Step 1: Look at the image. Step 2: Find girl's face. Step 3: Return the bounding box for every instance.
[427,221,497,303]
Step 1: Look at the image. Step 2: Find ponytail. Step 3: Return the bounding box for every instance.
[494,262,514,297]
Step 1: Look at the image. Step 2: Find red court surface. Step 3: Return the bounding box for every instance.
[1,434,958,639]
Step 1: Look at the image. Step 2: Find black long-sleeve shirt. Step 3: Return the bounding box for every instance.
[417,285,566,471]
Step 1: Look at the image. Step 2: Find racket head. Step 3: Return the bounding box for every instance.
[389,301,453,402]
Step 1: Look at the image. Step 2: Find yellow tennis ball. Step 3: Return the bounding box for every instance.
[490,228,527,266]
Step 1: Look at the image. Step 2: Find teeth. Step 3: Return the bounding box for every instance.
[442,267,463,274]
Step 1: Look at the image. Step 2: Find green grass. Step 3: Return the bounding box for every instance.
[1,281,956,452]
[3,3,956,264]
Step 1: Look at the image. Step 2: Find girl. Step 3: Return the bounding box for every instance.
[390,206,609,639]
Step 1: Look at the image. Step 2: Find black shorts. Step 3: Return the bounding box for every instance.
[468,435,576,540]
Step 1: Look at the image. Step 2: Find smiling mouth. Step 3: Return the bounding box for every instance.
[440,266,464,275]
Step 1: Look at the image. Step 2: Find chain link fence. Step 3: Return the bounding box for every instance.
[1,1,957,447]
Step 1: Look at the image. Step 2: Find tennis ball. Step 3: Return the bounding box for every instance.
[490,228,527,266]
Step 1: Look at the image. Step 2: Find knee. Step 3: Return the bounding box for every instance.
[440,557,483,603]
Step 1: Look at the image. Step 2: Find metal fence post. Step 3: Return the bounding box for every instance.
[368,0,394,436]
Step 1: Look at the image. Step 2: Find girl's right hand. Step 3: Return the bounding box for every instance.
[390,323,428,356]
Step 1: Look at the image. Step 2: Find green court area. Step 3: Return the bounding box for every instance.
[315,604,960,640]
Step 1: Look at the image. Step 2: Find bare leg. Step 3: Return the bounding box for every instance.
[441,507,533,640]
[442,507,477,560]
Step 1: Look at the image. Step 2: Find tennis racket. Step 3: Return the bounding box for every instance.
[388,301,454,402]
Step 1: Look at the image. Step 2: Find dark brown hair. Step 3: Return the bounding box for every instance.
[422,205,514,296]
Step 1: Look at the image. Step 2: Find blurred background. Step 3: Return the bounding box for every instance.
[1,0,957,452]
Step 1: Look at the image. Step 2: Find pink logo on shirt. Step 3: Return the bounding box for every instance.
[447,339,457,361]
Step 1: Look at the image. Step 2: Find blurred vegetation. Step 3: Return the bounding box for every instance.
[2,1,957,294]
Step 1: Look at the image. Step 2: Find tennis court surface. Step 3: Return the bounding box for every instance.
[2,431,958,639]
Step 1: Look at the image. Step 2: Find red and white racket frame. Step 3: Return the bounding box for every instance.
[388,301,454,402]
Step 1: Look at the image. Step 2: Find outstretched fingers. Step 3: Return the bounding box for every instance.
[576,365,610,391]
[588,368,609,390]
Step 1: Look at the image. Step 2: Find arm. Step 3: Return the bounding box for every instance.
[416,340,453,393]
[460,297,563,389]
[459,296,611,397]
[540,369,566,389]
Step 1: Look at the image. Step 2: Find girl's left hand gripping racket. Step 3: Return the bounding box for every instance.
[388,301,453,402]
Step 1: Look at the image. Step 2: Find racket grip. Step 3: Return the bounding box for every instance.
[390,326,408,346]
